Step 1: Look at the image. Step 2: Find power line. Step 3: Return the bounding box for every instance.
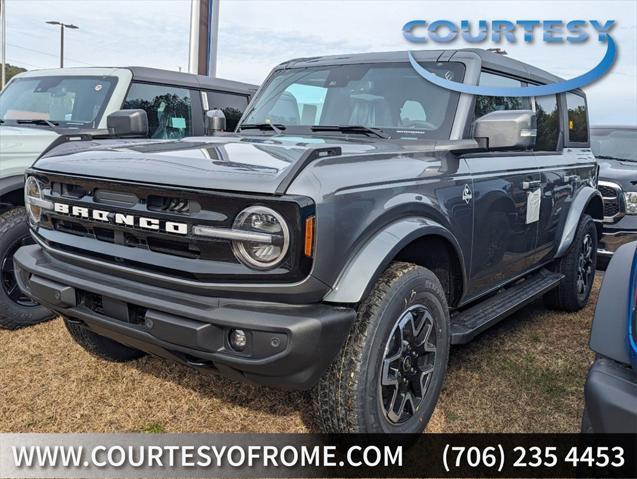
[8,42,93,66]
[6,57,46,69]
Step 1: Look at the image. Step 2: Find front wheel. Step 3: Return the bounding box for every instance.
[0,207,56,329]
[312,262,450,433]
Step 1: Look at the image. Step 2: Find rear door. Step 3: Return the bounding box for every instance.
[532,93,568,265]
[465,71,541,297]
[534,93,597,266]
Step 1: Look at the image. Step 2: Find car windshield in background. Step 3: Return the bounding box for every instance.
[0,76,117,128]
[240,62,465,139]
[591,128,637,162]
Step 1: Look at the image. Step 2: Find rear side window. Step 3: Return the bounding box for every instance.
[123,83,192,139]
[474,72,531,118]
[206,91,249,131]
[565,93,588,143]
[534,95,560,151]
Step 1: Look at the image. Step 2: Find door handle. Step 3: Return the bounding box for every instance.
[522,180,542,190]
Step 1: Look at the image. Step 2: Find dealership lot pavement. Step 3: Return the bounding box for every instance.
[0,277,600,433]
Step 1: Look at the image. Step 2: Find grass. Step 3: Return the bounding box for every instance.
[141,422,166,433]
[0,277,600,433]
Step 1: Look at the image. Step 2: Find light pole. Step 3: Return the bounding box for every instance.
[1,0,6,88]
[45,21,78,68]
[188,0,219,77]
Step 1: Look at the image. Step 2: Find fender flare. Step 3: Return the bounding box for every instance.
[555,186,603,258]
[0,175,25,201]
[323,217,467,304]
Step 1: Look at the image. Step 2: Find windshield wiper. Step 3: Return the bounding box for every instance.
[311,125,389,139]
[239,123,286,134]
[16,119,59,128]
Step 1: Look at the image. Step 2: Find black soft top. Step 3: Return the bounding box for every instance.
[276,48,564,87]
[126,66,258,95]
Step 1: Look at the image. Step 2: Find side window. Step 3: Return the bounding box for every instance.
[474,71,531,118]
[122,83,192,139]
[206,91,249,131]
[534,95,559,151]
[565,93,588,143]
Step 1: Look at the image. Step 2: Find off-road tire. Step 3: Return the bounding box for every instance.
[545,214,597,312]
[64,318,146,362]
[312,262,450,433]
[0,207,55,329]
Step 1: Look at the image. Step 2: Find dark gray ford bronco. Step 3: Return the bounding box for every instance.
[14,49,603,433]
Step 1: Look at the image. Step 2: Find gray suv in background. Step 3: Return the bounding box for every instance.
[14,49,602,434]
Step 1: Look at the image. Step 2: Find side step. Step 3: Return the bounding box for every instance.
[450,269,564,345]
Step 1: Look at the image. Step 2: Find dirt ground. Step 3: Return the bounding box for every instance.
[0,277,600,433]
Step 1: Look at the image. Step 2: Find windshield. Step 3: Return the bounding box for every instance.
[0,75,117,128]
[591,128,637,162]
[240,62,465,139]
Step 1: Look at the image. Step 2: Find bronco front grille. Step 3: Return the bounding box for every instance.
[35,173,314,283]
[598,181,624,222]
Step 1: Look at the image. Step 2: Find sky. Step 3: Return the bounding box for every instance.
[4,0,637,124]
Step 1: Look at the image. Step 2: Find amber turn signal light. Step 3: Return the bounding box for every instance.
[304,216,315,257]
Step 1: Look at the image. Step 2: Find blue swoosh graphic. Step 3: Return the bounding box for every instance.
[408,36,616,97]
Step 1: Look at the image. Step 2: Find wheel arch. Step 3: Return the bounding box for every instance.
[0,176,25,211]
[323,217,467,306]
[555,186,603,258]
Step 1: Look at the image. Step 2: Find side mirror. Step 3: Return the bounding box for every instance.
[205,109,226,135]
[474,110,536,150]
[106,109,149,138]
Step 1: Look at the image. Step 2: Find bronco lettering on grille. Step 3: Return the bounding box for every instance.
[53,202,188,235]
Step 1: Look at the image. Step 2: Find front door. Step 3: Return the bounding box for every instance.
[465,154,541,296]
[464,71,541,298]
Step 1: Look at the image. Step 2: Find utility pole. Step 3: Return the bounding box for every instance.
[188,0,219,77]
[45,21,78,68]
[1,0,6,88]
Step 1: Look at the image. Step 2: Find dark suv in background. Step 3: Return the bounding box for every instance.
[590,126,637,262]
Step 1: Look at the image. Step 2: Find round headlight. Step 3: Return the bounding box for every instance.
[25,176,43,224]
[231,206,290,270]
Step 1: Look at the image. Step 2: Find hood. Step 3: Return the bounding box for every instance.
[598,157,637,191]
[0,125,60,176]
[33,135,429,194]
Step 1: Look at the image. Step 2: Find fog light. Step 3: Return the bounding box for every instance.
[229,329,247,351]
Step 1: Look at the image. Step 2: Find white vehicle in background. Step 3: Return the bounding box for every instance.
[0,66,256,329]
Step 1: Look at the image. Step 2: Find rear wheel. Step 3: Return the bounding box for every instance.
[312,262,450,433]
[0,207,55,329]
[64,318,146,362]
[545,214,597,312]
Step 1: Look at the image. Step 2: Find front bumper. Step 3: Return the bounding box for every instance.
[14,244,355,390]
[583,357,637,433]
[599,215,637,258]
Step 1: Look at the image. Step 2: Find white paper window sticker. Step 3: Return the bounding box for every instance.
[526,188,541,224]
